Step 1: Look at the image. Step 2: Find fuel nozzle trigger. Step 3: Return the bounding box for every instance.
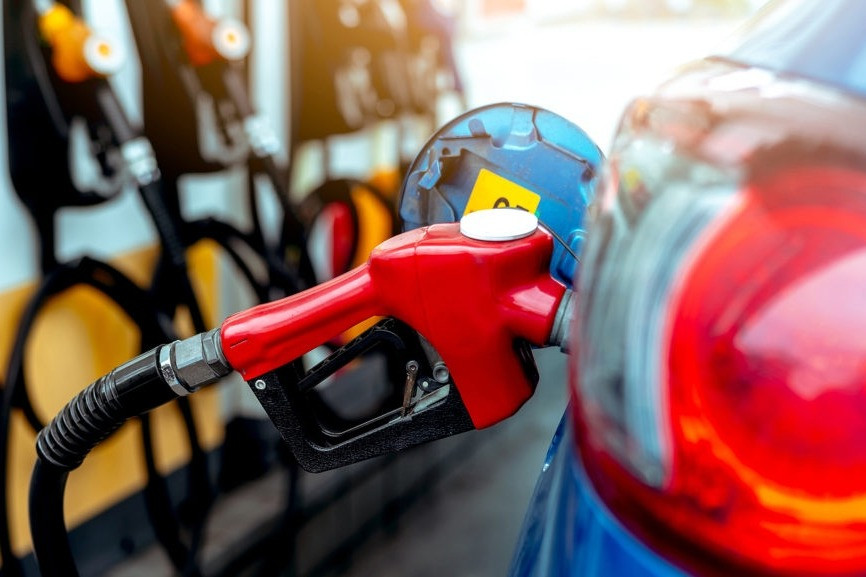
[220,211,569,472]
[244,318,476,473]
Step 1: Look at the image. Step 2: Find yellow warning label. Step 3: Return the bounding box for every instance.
[464,168,541,216]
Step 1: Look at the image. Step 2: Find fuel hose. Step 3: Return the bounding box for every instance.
[29,331,232,577]
[0,258,194,577]
[0,2,225,574]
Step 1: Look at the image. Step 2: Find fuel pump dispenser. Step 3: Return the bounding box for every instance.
[0,1,246,574]
[121,0,319,496]
[123,0,313,296]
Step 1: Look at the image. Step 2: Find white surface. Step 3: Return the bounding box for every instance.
[460,208,539,242]
[458,18,747,153]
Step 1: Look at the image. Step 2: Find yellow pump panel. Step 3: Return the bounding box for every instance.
[0,242,225,556]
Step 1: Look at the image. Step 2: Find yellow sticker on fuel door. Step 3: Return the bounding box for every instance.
[463,168,541,215]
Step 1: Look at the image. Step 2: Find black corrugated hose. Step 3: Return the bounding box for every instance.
[29,333,232,577]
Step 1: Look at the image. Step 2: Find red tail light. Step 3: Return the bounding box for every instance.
[574,155,866,574]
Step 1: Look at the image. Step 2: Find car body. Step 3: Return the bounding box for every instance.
[511,1,866,575]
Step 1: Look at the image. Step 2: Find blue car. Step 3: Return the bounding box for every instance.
[512,1,866,575]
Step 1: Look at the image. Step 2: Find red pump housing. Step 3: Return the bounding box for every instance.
[220,222,565,428]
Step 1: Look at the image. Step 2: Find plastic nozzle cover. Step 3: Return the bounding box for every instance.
[39,5,124,82]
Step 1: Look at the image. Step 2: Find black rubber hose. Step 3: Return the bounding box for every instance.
[220,67,315,288]
[139,180,209,334]
[37,348,177,470]
[30,347,181,577]
[0,259,204,577]
[139,177,228,577]
[30,330,232,577]
[140,413,202,576]
[28,460,72,577]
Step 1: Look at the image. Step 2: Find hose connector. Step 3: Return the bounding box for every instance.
[159,328,231,397]
[121,138,160,187]
[36,330,232,471]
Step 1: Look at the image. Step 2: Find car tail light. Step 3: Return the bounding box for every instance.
[573,128,866,575]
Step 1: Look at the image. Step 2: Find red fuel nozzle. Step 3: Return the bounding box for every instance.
[220,216,565,429]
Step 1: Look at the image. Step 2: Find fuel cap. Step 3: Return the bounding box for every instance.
[459,209,538,242]
[398,102,603,288]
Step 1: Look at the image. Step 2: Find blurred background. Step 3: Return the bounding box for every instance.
[0,1,766,576]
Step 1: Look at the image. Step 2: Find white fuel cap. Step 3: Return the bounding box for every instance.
[459,208,538,242]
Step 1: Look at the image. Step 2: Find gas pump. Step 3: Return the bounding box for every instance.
[123,0,313,295]
[0,2,247,574]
